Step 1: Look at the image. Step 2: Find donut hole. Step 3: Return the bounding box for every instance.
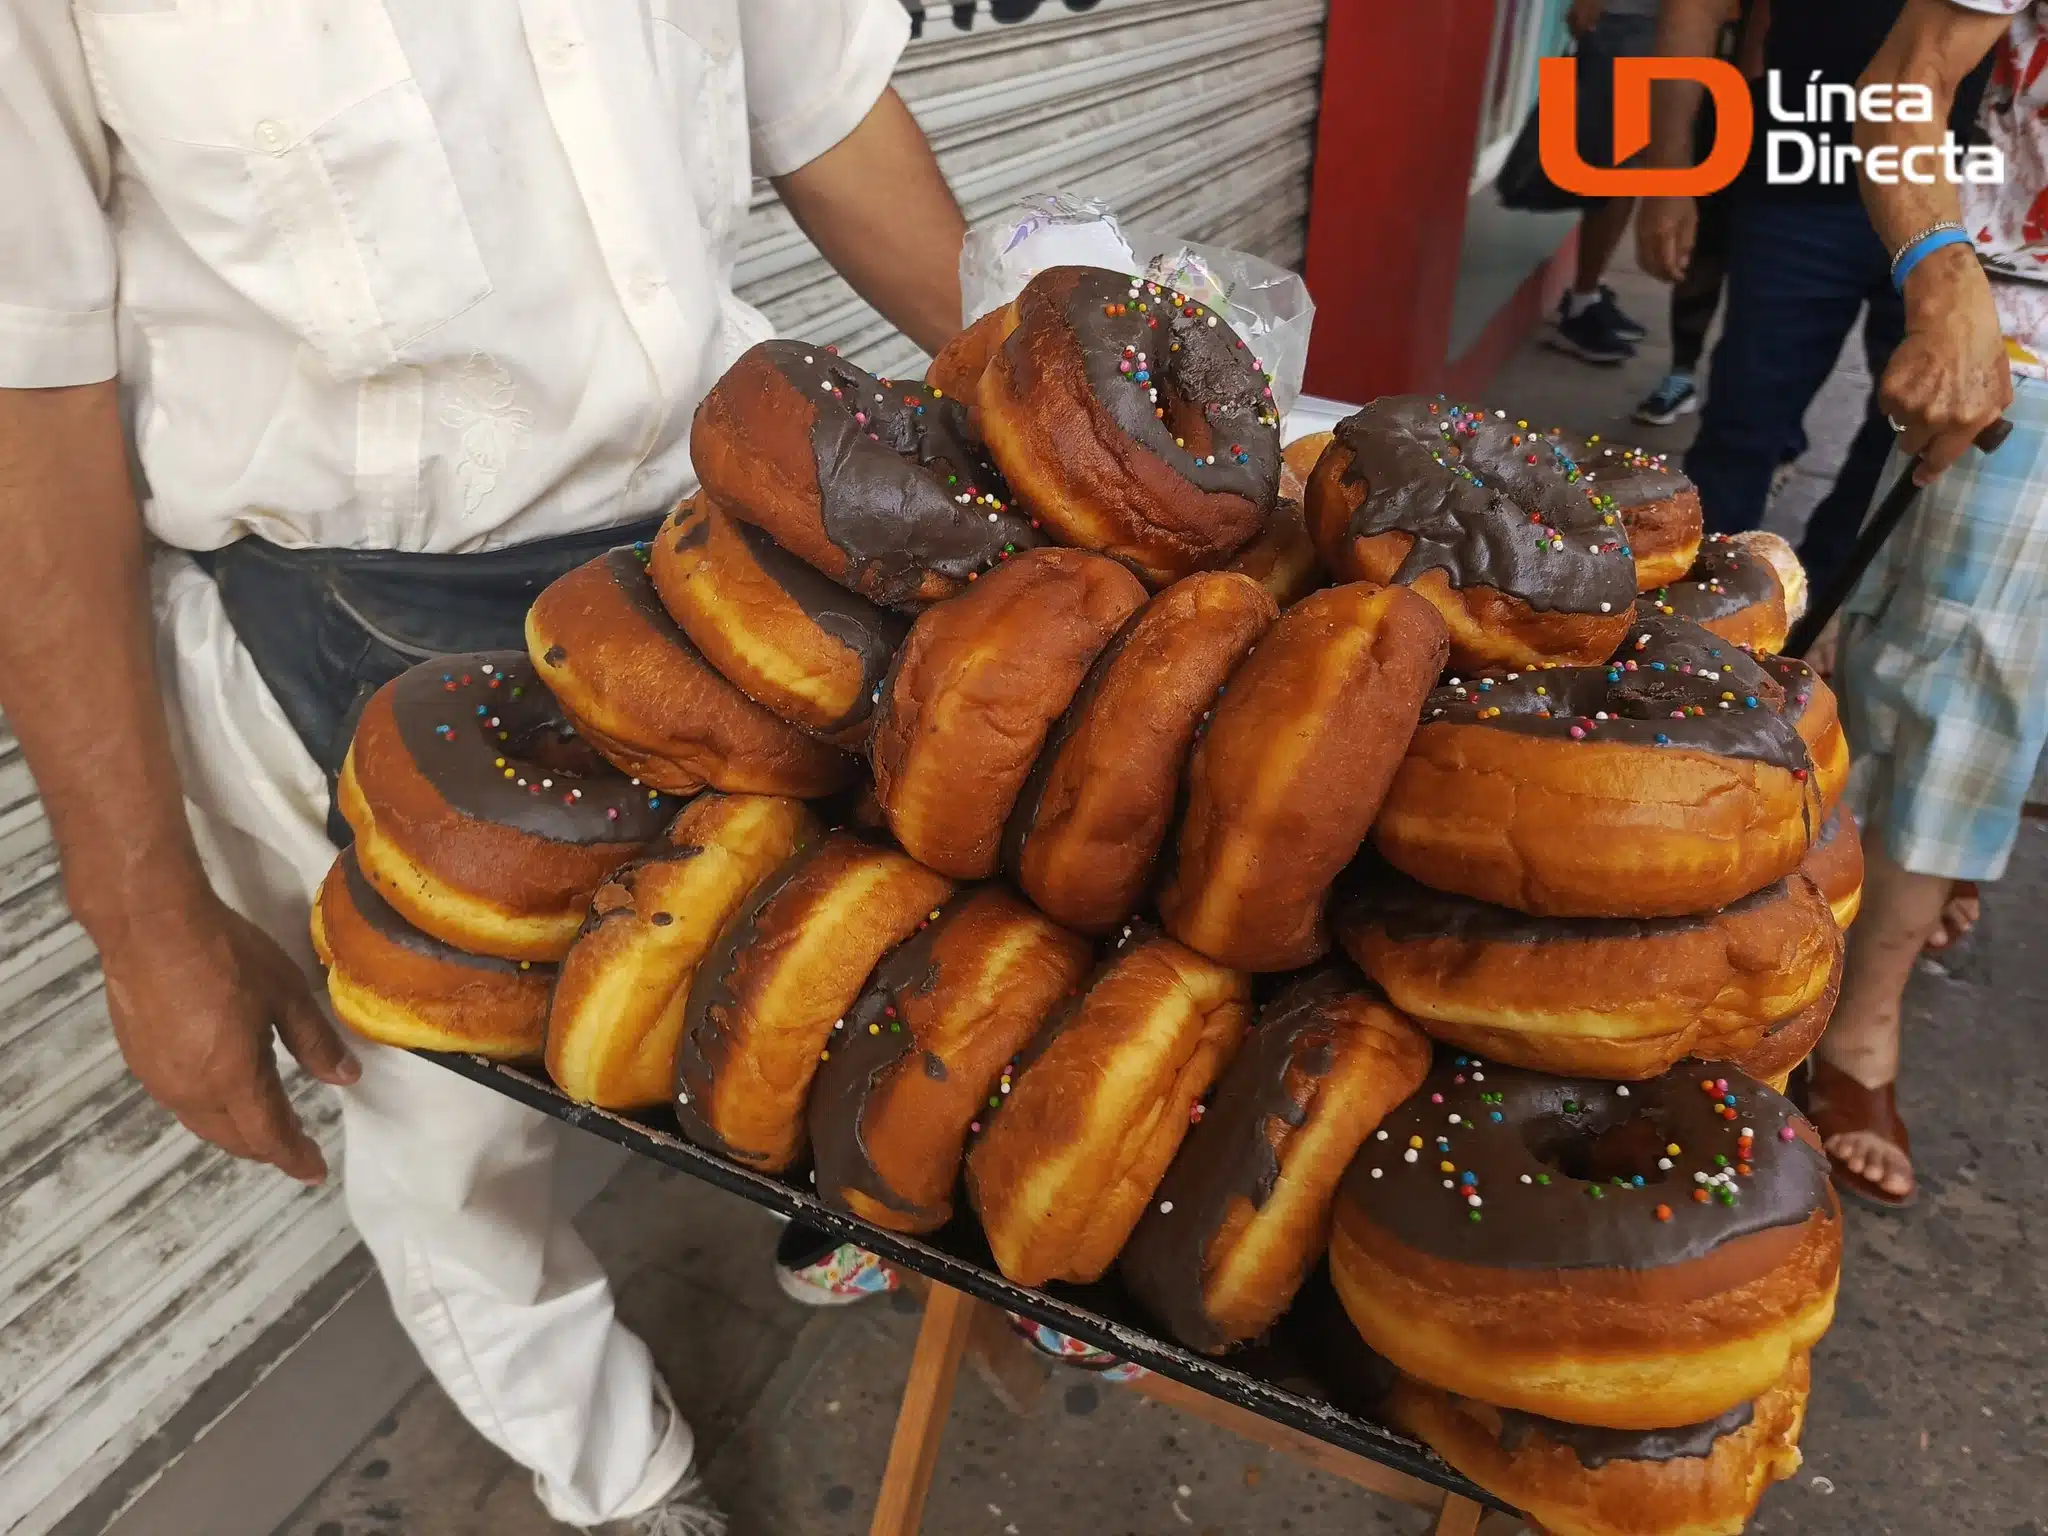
[1523,1102,1675,1188]
[1161,384,1216,459]
[506,718,617,782]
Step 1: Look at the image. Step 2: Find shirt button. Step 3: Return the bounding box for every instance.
[254,120,288,153]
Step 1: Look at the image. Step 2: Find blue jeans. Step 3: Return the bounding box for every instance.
[1683,201,1906,602]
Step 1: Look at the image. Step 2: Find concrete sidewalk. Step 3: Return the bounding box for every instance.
[277,260,2048,1536]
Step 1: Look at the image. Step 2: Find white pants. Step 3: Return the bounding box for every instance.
[155,557,688,1527]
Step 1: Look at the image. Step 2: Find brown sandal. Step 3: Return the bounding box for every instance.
[1804,1058,1917,1211]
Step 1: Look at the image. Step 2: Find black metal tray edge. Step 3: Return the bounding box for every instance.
[418,1051,1503,1510]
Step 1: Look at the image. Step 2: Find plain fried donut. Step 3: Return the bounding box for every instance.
[1120,966,1430,1353]
[1374,610,1823,918]
[1305,397,1638,671]
[1334,865,1844,1080]
[673,832,954,1171]
[527,548,856,797]
[1329,1058,1841,1429]
[647,497,908,745]
[1224,498,1324,607]
[1159,582,1450,971]
[869,547,1148,879]
[965,927,1252,1287]
[337,651,671,961]
[692,341,1042,609]
[808,886,1092,1233]
[312,850,552,1058]
[978,266,1282,584]
[1004,571,1277,934]
[545,793,817,1109]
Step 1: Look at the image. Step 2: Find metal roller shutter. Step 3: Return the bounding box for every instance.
[740,0,1331,379]
[0,8,1327,1530]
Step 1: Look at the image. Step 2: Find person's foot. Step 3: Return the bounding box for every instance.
[1545,294,1636,365]
[1921,880,1980,953]
[1633,371,1700,425]
[773,1221,900,1306]
[1005,1314,1149,1383]
[1804,1050,1916,1208]
[1594,284,1649,341]
[617,1476,727,1536]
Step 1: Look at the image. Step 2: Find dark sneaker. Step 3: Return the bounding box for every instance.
[773,1221,899,1306]
[1546,297,1636,365]
[1596,284,1649,342]
[1633,372,1700,425]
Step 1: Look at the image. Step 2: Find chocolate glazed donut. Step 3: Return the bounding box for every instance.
[1329,1057,1841,1429]
[1121,966,1430,1354]
[808,887,1091,1234]
[691,341,1042,610]
[1375,610,1823,918]
[648,497,908,746]
[1334,862,1844,1081]
[978,266,1282,585]
[1641,533,1789,655]
[1756,650,1848,814]
[337,651,671,961]
[1386,1356,1809,1536]
[1799,807,1864,930]
[312,849,554,1058]
[1546,432,1703,594]
[1305,397,1638,671]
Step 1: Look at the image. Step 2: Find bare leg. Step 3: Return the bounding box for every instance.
[1576,197,1640,292]
[1815,829,1950,1198]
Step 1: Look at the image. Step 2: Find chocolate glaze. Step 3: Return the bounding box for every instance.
[1544,432,1693,509]
[1494,1398,1756,1469]
[672,839,823,1162]
[1344,858,1786,947]
[1121,966,1356,1353]
[1332,397,1636,615]
[1642,533,1782,625]
[761,342,1041,608]
[1343,1055,1831,1271]
[808,900,955,1223]
[1755,652,1822,731]
[339,850,531,974]
[387,649,669,845]
[999,608,1147,876]
[1051,267,1281,506]
[1420,608,1813,775]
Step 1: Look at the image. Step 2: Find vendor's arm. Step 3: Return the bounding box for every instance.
[1857,0,2016,480]
[1636,0,1733,281]
[0,8,354,1183]
[744,1,965,356]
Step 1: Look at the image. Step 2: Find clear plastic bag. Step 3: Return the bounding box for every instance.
[959,192,1316,415]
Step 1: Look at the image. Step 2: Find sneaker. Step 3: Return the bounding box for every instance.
[1633,372,1700,426]
[1595,284,1649,342]
[773,1221,899,1306]
[1005,1313,1149,1384]
[617,1474,727,1536]
[1545,296,1636,365]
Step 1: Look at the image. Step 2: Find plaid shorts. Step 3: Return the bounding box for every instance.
[1838,372,2048,880]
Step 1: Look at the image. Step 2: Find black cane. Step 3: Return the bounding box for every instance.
[1784,416,2016,659]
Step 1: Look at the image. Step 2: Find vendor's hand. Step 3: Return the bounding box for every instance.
[1883,245,2013,484]
[1568,0,1606,35]
[102,895,358,1184]
[1636,196,1698,283]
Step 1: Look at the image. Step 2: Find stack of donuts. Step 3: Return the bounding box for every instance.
[312,275,1854,1532]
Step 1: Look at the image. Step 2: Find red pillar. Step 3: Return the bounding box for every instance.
[1302,0,1500,402]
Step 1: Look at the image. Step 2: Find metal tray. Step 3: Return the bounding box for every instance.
[419,1051,1499,1509]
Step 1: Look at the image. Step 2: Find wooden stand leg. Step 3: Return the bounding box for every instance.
[1433,1492,1485,1535]
[868,1282,976,1536]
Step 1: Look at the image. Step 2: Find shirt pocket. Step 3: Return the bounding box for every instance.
[73,0,491,381]
[649,0,751,251]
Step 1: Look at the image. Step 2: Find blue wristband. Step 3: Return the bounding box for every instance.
[1891,227,1974,293]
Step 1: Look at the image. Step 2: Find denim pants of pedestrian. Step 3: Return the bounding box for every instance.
[1683,200,1906,601]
